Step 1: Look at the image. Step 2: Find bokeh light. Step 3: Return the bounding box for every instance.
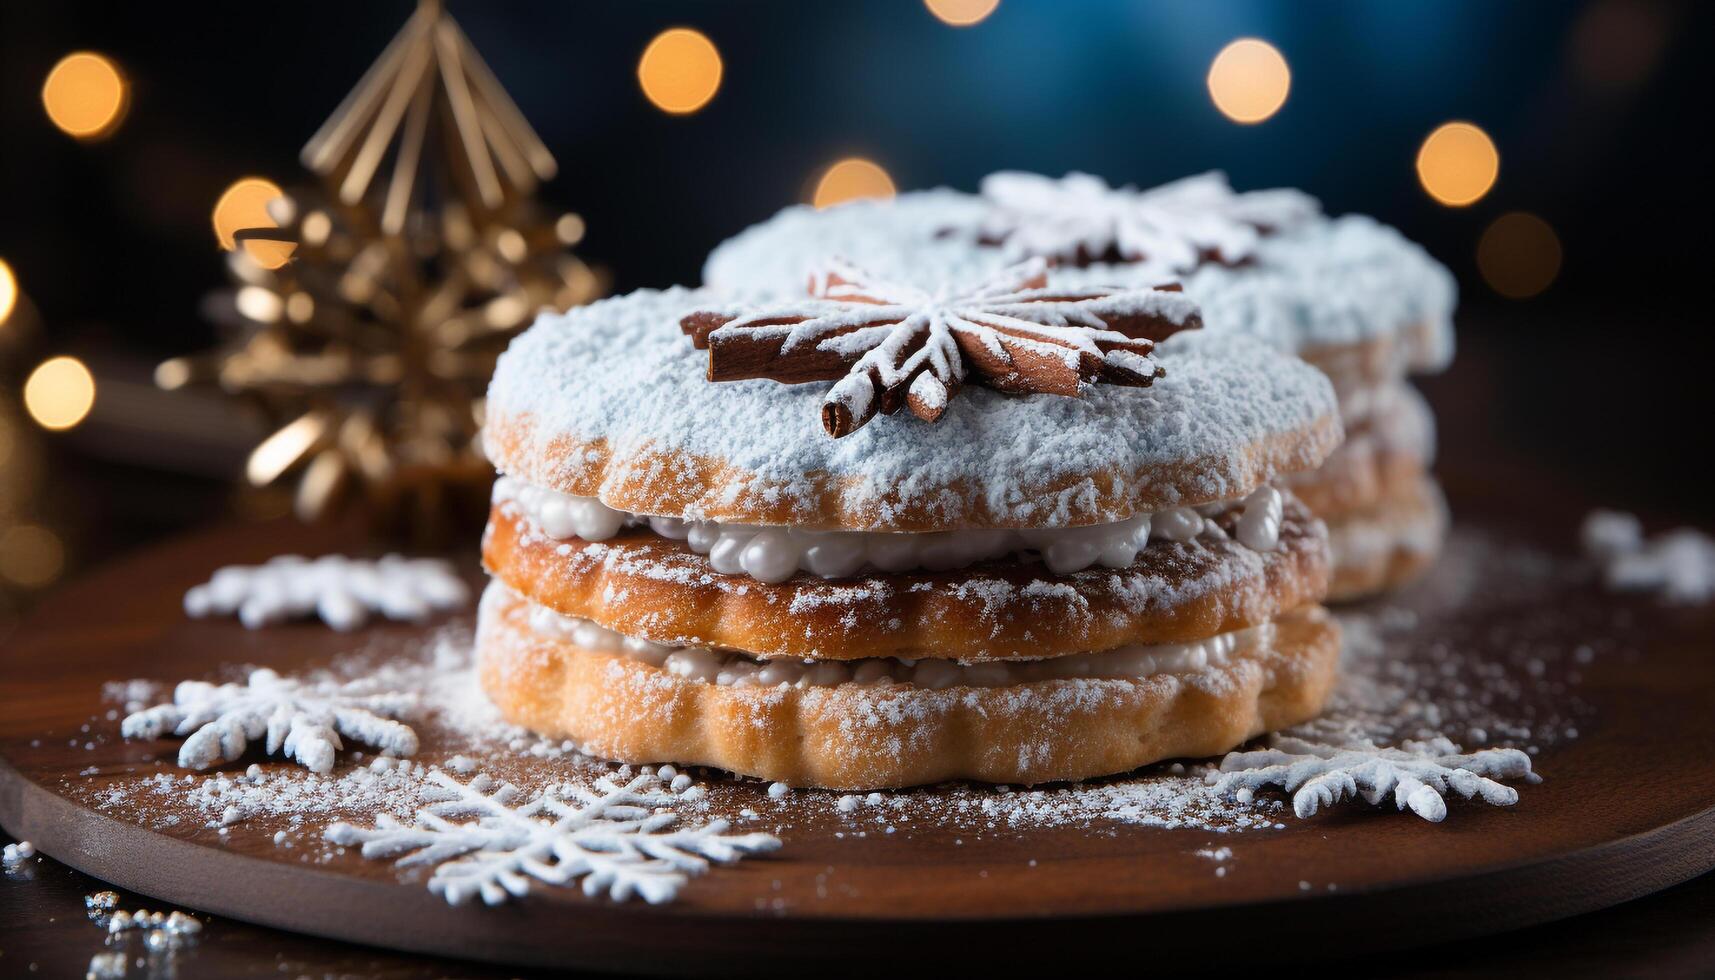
[1570,0,1668,92]
[637,28,723,115]
[154,358,192,391]
[924,0,1000,27]
[236,285,283,323]
[1207,38,1291,124]
[23,355,96,431]
[1477,212,1562,300]
[0,258,17,325]
[555,213,587,246]
[812,158,897,210]
[1416,122,1499,207]
[41,52,129,140]
[212,177,295,269]
[0,524,65,588]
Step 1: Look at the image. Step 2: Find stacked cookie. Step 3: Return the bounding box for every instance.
[477,272,1344,788]
[706,172,1456,599]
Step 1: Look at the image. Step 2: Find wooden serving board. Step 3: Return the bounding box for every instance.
[3,509,1714,973]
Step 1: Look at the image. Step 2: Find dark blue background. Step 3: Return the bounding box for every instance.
[2,0,1707,333]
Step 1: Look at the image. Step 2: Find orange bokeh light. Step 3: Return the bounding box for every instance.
[1478,212,1562,299]
[42,52,129,140]
[24,356,96,431]
[638,28,723,115]
[924,0,1000,27]
[1417,122,1499,207]
[1207,39,1291,124]
[212,177,295,269]
[811,158,897,210]
[0,259,18,325]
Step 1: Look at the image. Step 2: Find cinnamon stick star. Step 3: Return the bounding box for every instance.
[681,258,1203,438]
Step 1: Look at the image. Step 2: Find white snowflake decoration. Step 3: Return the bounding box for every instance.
[183,554,470,631]
[1581,509,1715,604]
[326,770,781,905]
[1208,731,1539,822]
[977,170,1320,274]
[121,667,418,773]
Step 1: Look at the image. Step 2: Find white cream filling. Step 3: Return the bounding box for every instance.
[516,588,1271,689]
[494,476,1284,583]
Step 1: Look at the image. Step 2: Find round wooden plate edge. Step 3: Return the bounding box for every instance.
[8,751,1715,973]
[0,753,722,974]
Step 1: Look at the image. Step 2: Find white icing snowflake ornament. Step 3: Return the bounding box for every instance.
[183,554,469,631]
[681,257,1201,437]
[1209,731,1539,822]
[327,770,781,905]
[975,170,1320,274]
[121,668,418,773]
[1581,509,1715,604]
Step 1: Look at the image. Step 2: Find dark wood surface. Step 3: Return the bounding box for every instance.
[7,825,1713,979]
[1,492,1714,974]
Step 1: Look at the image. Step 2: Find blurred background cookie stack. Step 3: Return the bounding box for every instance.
[704,170,1456,599]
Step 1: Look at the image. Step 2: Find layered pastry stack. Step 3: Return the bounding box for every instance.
[477,259,1345,787]
[706,172,1456,599]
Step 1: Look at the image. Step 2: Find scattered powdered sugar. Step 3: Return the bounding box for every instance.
[75,890,203,977]
[1581,509,1715,604]
[183,555,470,630]
[90,630,779,861]
[776,530,1590,833]
[86,951,127,979]
[95,758,441,832]
[83,897,203,974]
[760,762,1286,838]
[3,840,36,865]
[93,627,506,829]
[958,772,1281,831]
[102,679,161,714]
[95,906,202,940]
[75,528,1608,911]
[1324,531,1597,750]
[1195,843,1236,877]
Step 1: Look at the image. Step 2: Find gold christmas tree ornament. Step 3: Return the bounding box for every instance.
[160,0,604,539]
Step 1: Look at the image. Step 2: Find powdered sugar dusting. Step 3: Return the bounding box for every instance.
[763,529,1592,833]
[703,183,1456,364]
[486,288,1337,528]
